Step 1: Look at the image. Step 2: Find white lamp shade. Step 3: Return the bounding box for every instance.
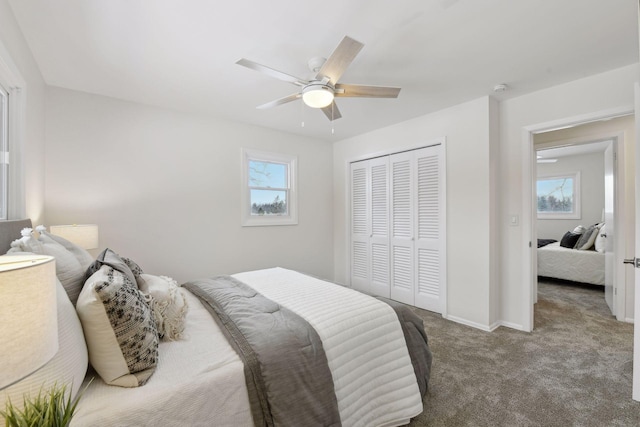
[302,85,334,108]
[0,255,58,389]
[50,224,99,249]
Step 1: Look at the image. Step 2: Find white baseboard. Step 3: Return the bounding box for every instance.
[491,320,526,331]
[444,315,526,332]
[625,317,634,324]
[445,315,493,332]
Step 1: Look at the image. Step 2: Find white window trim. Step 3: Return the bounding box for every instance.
[0,38,26,220]
[537,171,581,220]
[241,148,298,226]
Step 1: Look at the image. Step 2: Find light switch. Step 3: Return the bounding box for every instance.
[510,215,519,226]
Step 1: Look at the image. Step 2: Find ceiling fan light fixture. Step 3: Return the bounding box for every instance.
[302,84,334,108]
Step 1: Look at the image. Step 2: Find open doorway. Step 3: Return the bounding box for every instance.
[535,137,615,314]
[523,109,635,330]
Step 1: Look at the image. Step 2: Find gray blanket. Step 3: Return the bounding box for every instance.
[377,297,432,398]
[183,276,341,427]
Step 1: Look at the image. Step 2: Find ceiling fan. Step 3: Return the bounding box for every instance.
[236,36,401,121]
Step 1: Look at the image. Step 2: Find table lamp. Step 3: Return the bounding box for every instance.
[0,255,58,390]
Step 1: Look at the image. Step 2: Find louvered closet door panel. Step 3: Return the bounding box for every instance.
[389,151,414,305]
[414,145,443,313]
[350,161,370,293]
[369,156,390,298]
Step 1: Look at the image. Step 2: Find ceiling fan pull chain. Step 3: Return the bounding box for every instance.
[331,103,335,135]
[301,98,305,127]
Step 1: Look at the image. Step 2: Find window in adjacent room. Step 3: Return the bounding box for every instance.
[242,148,298,226]
[537,172,581,219]
[0,84,8,220]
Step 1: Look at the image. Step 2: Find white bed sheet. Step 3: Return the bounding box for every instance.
[537,242,605,285]
[73,267,423,427]
[71,289,253,427]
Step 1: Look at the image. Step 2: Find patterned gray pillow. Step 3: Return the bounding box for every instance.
[86,248,137,286]
[77,265,159,387]
[122,256,144,278]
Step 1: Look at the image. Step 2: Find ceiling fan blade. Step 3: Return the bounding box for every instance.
[257,93,301,109]
[321,102,342,121]
[334,83,401,98]
[236,58,307,86]
[316,36,364,85]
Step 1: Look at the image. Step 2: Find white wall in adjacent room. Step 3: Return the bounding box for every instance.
[536,151,605,241]
[44,87,334,283]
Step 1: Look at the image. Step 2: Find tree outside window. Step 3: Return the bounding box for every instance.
[242,149,298,226]
[537,172,581,219]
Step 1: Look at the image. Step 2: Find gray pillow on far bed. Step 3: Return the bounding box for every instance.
[574,224,600,250]
[560,232,581,248]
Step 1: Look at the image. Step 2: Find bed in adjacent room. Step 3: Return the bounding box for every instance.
[537,223,605,286]
[0,219,432,427]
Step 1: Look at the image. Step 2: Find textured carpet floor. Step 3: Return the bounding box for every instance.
[407,280,640,426]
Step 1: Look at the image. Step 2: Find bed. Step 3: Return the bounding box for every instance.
[537,241,605,286]
[0,219,432,427]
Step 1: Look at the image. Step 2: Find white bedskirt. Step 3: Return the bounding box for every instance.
[537,242,605,286]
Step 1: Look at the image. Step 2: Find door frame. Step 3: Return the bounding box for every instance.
[520,106,634,332]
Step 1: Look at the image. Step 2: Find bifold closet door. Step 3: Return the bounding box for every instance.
[390,145,444,312]
[389,151,415,305]
[352,145,443,313]
[350,158,391,298]
[350,161,370,294]
[368,156,390,298]
[413,145,443,313]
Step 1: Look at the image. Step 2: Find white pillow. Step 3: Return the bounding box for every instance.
[8,229,85,305]
[77,265,159,387]
[595,224,606,253]
[1,279,88,412]
[572,225,586,235]
[137,274,189,341]
[37,226,94,271]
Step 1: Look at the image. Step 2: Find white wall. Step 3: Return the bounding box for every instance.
[536,151,605,240]
[0,0,46,223]
[44,87,334,283]
[333,96,498,329]
[499,64,638,329]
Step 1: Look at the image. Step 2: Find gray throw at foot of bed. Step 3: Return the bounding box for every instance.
[183,276,341,427]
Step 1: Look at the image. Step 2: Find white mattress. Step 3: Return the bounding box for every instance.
[537,242,605,285]
[72,268,423,427]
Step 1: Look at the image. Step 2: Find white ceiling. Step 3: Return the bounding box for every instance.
[7,0,639,142]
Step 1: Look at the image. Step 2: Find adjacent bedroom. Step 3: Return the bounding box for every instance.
[534,114,636,324]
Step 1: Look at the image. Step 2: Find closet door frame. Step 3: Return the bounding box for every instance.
[345,137,447,317]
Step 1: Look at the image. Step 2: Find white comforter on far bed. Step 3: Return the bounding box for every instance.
[537,242,605,285]
[72,267,423,427]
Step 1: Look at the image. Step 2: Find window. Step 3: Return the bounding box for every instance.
[537,172,581,219]
[0,84,8,220]
[242,148,297,226]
